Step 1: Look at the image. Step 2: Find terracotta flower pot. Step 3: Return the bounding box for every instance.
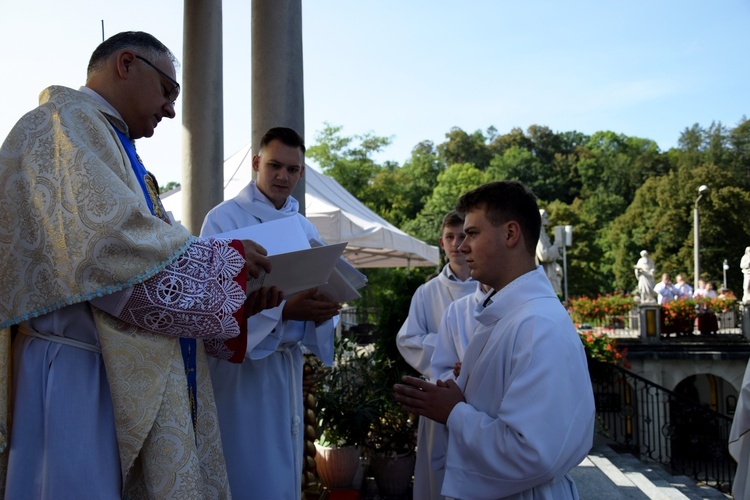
[314,442,361,490]
[370,452,416,496]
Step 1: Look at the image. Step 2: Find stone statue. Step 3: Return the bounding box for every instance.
[535,209,563,296]
[634,250,657,303]
[741,246,750,304]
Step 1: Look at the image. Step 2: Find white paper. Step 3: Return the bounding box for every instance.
[216,220,357,298]
[309,237,367,303]
[215,217,311,255]
[259,242,348,297]
[317,268,357,303]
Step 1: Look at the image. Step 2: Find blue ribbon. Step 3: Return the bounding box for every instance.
[113,126,198,439]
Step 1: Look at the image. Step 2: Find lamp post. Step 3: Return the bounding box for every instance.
[723,259,729,291]
[555,225,573,304]
[563,225,572,304]
[694,185,710,291]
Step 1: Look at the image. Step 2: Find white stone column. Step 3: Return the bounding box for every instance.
[181,0,224,234]
[252,0,305,214]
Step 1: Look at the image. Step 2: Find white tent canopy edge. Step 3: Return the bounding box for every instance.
[160,144,440,268]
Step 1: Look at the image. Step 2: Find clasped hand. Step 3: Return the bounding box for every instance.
[393,375,466,424]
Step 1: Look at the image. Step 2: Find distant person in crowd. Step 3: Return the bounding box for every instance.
[394,180,595,499]
[396,210,476,500]
[696,280,718,299]
[654,273,678,304]
[674,274,693,299]
[0,31,278,497]
[694,279,708,298]
[201,127,340,499]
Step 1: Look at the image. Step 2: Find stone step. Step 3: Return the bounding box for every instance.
[572,445,731,500]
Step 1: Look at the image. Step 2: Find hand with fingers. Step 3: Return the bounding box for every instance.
[245,286,284,317]
[281,287,341,323]
[240,239,272,280]
[393,375,466,424]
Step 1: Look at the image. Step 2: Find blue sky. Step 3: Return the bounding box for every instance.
[1,1,748,185]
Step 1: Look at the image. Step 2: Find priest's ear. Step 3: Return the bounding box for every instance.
[115,51,137,80]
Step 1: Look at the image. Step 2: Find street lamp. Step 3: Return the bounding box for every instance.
[694,185,710,291]
[555,225,574,304]
[723,259,729,291]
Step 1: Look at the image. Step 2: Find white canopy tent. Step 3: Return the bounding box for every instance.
[160,145,440,268]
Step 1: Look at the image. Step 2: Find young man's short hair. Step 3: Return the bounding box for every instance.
[441,210,464,231]
[456,180,541,255]
[258,127,306,154]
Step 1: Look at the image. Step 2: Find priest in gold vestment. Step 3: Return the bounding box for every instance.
[0,31,278,499]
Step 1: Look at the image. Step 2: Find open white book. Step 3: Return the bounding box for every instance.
[215,217,365,302]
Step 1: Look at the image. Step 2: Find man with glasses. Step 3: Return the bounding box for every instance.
[0,31,280,498]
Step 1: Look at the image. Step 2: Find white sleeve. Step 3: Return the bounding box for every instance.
[442,322,594,498]
[200,204,234,236]
[244,302,285,359]
[301,317,336,366]
[396,286,437,378]
[431,304,460,382]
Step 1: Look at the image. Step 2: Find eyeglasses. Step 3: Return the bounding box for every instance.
[135,55,180,104]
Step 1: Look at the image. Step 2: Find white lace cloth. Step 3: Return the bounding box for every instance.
[92,237,247,359]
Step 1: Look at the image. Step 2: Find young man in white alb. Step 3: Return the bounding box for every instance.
[395,180,595,499]
[396,210,476,499]
[430,282,490,383]
[201,127,340,499]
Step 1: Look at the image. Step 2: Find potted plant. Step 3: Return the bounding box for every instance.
[315,338,381,490]
[360,269,422,496]
[366,362,418,496]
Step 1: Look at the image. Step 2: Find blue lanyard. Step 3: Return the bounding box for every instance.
[113,126,198,439]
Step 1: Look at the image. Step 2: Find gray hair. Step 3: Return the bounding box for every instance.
[87,31,177,78]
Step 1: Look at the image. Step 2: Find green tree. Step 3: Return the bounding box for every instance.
[728,117,750,189]
[158,181,181,194]
[605,163,750,294]
[437,127,493,169]
[403,163,489,243]
[488,126,530,157]
[581,132,667,205]
[306,123,392,206]
[366,141,444,228]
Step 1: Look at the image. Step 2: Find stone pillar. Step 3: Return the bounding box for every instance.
[743,303,750,340]
[251,0,305,214]
[181,0,224,235]
[639,304,661,343]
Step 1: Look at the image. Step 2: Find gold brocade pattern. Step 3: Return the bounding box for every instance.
[0,87,229,497]
[0,86,193,327]
[95,311,230,498]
